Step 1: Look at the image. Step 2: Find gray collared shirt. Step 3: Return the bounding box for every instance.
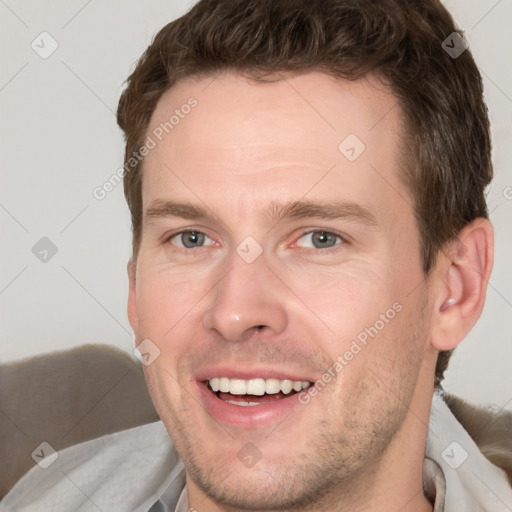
[2,393,512,511]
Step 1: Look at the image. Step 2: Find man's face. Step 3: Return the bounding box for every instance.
[129,71,436,509]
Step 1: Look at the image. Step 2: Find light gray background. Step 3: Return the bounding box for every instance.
[1,0,511,410]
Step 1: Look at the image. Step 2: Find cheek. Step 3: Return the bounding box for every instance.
[142,361,187,435]
[281,261,395,338]
[135,265,208,336]
[282,260,420,382]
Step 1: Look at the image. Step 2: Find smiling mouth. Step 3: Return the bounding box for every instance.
[206,377,312,406]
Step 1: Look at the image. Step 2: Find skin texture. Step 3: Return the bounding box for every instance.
[127,71,493,511]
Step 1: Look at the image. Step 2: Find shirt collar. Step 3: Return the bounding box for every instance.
[147,459,186,512]
[425,391,512,511]
[423,456,446,511]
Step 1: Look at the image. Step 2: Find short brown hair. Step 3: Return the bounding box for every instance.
[117,0,492,386]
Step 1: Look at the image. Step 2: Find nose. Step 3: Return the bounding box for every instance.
[202,252,288,342]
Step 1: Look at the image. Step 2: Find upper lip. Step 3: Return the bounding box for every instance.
[195,365,317,383]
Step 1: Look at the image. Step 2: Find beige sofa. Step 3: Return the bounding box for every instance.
[0,345,159,498]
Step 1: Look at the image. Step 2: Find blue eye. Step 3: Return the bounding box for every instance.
[170,231,213,249]
[296,231,342,249]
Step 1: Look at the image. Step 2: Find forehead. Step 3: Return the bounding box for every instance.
[142,70,408,219]
[147,70,401,156]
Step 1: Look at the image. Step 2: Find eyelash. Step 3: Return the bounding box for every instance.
[164,229,348,253]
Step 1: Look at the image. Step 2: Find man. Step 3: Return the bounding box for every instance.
[3,0,512,510]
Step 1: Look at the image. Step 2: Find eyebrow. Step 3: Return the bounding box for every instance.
[144,199,378,227]
[145,200,209,222]
[265,200,378,227]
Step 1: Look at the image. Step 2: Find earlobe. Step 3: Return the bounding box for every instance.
[430,219,494,351]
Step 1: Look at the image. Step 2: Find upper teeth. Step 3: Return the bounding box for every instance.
[208,378,311,395]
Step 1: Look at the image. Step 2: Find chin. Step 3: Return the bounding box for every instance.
[186,455,334,511]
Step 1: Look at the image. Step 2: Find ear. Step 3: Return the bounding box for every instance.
[127,258,140,339]
[430,218,494,351]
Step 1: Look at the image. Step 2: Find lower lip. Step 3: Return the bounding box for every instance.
[196,381,304,428]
